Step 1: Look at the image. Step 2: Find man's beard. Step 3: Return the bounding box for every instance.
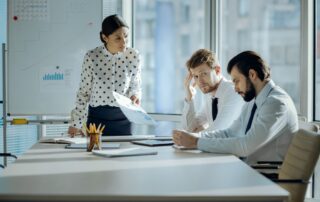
[200,82,218,94]
[243,78,256,102]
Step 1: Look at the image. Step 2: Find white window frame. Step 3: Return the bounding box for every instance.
[300,0,314,122]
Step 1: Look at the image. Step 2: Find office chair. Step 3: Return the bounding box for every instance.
[298,121,319,198]
[298,120,319,133]
[253,129,320,202]
[253,120,319,166]
[0,153,18,169]
[253,121,319,189]
[298,115,307,122]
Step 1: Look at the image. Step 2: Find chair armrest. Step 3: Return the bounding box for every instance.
[272,179,309,184]
[260,172,279,179]
[0,153,17,159]
[251,164,280,169]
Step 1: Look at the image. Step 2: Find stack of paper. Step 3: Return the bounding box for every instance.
[92,148,157,158]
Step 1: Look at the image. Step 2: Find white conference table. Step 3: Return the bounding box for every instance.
[0,141,289,202]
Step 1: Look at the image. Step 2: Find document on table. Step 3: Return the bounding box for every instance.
[92,148,157,158]
[131,139,174,147]
[113,92,156,125]
[172,145,202,154]
[172,144,198,150]
[39,136,87,144]
[65,143,120,149]
[101,135,155,142]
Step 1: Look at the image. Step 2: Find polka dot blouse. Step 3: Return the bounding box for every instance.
[70,45,142,129]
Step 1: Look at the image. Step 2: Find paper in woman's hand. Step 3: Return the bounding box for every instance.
[113,92,156,125]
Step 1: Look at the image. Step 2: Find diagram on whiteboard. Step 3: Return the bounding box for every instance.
[39,66,74,92]
[8,0,102,115]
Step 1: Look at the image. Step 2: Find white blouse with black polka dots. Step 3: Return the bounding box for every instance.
[70,45,142,129]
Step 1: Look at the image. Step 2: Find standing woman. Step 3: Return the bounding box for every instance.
[68,14,141,136]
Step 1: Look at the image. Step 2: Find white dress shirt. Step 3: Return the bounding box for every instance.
[181,77,244,132]
[198,80,299,164]
[70,45,142,129]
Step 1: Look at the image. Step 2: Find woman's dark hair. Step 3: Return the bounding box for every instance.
[99,14,129,43]
[227,50,270,81]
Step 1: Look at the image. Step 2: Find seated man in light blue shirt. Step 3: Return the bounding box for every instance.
[182,49,244,132]
[173,50,299,164]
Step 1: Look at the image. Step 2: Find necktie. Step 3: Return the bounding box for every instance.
[245,103,257,134]
[212,98,218,121]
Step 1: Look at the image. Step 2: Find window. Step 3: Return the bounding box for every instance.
[102,0,122,17]
[239,0,249,17]
[0,0,5,104]
[133,0,208,135]
[316,0,320,121]
[219,0,301,111]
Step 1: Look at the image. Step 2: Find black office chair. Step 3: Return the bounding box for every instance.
[0,153,18,168]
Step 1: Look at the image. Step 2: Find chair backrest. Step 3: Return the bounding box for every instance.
[279,129,320,202]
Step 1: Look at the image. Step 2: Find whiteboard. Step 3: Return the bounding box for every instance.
[7,0,102,115]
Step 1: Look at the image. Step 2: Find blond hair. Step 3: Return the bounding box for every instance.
[186,49,219,70]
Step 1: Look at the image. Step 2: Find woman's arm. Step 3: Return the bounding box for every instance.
[69,53,94,133]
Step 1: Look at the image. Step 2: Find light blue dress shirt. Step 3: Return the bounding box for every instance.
[198,80,298,163]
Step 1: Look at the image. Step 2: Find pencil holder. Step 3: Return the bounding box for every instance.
[84,123,105,152]
[86,132,101,152]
